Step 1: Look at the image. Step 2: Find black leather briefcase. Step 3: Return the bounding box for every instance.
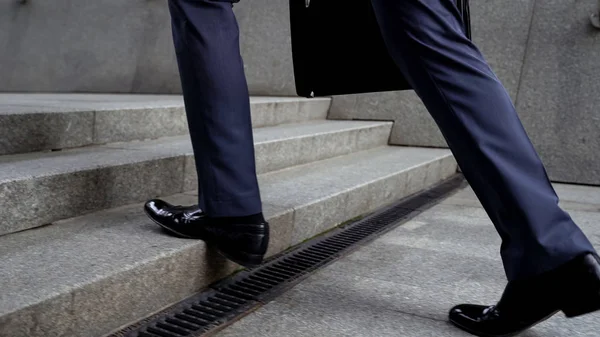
[289,0,472,98]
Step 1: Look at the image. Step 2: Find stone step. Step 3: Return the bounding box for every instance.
[0,94,331,155]
[0,146,457,337]
[0,120,392,236]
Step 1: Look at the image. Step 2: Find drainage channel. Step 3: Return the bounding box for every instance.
[108,174,466,337]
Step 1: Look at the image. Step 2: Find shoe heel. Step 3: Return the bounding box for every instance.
[218,248,265,268]
[562,290,600,318]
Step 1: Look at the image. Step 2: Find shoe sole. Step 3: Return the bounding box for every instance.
[449,310,558,337]
[450,289,600,337]
[143,208,265,269]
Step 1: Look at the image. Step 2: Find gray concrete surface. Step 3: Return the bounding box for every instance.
[215,183,600,337]
[0,119,391,236]
[0,0,295,96]
[0,146,454,337]
[0,94,330,155]
[513,0,600,186]
[0,0,179,93]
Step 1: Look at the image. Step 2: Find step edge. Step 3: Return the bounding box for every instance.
[0,120,393,183]
[0,96,332,116]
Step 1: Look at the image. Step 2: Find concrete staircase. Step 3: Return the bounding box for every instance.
[0,94,457,337]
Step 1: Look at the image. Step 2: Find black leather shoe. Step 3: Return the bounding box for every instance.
[449,253,600,337]
[144,199,204,224]
[144,199,269,268]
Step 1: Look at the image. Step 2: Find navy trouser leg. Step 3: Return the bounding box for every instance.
[370,0,596,281]
[167,0,262,217]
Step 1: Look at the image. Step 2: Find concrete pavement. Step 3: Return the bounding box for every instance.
[214,183,600,337]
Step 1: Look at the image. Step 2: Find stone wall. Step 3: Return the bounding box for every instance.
[0,0,295,95]
[1,0,599,184]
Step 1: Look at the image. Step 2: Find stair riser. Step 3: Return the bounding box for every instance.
[184,124,392,188]
[0,124,391,236]
[0,155,457,337]
[0,98,330,156]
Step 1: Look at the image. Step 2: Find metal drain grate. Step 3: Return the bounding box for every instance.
[109,174,466,337]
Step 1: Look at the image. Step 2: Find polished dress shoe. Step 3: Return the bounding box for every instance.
[449,253,600,337]
[144,199,269,268]
[144,199,204,222]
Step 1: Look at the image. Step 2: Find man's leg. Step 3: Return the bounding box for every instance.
[369,0,600,335]
[370,0,594,281]
[144,0,268,267]
[169,0,261,217]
